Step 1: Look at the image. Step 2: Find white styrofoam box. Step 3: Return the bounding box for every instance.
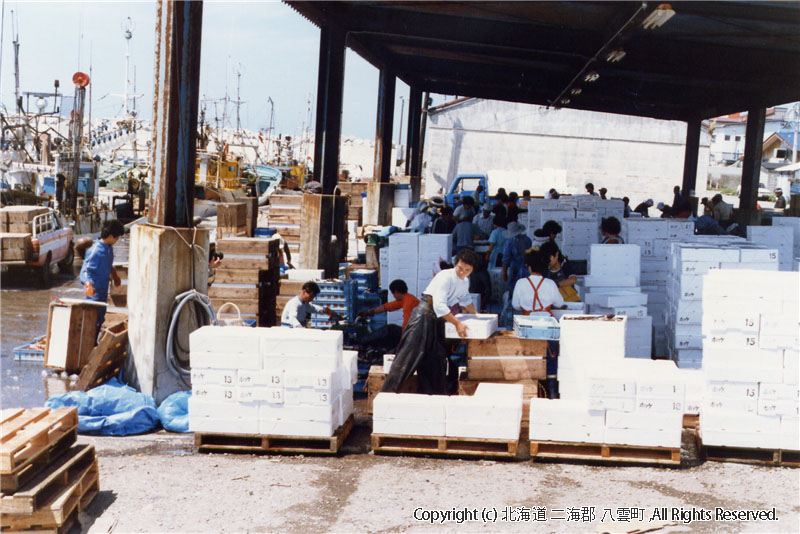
[191,368,237,387]
[704,364,783,384]
[781,417,800,452]
[343,350,358,385]
[604,427,680,448]
[583,290,647,307]
[588,396,635,412]
[738,246,780,264]
[747,226,794,270]
[444,313,498,339]
[419,233,453,257]
[188,397,260,419]
[679,261,720,276]
[192,385,236,403]
[446,420,520,441]
[759,383,798,400]
[190,417,260,434]
[760,314,800,338]
[623,219,669,239]
[237,370,282,388]
[706,380,760,399]
[636,379,685,400]
[190,326,261,355]
[373,393,447,422]
[606,409,682,431]
[673,348,702,362]
[339,391,354,423]
[772,217,800,253]
[703,397,758,414]
[283,387,336,407]
[574,209,599,221]
[261,328,343,359]
[529,398,595,422]
[445,395,522,426]
[701,412,780,434]
[675,245,739,263]
[587,376,635,397]
[372,418,446,437]
[391,207,415,227]
[559,315,627,363]
[260,418,335,437]
[474,382,525,401]
[591,305,647,318]
[262,403,338,424]
[284,370,336,393]
[236,387,269,403]
[673,300,702,325]
[287,269,325,281]
[530,422,605,444]
[757,399,799,417]
[550,302,586,321]
[703,348,783,369]
[635,397,684,413]
[702,309,760,334]
[700,430,781,449]
[583,275,639,288]
[785,349,800,384]
[667,220,695,239]
[672,333,702,350]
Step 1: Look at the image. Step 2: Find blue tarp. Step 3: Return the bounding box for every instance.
[157,391,191,433]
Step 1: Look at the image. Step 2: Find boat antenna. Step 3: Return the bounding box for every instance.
[122,17,133,116]
[12,8,21,113]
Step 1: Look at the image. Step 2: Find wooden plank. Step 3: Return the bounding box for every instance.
[217,256,270,271]
[279,279,306,296]
[207,286,259,300]
[300,194,348,277]
[74,321,128,391]
[371,434,518,459]
[195,415,353,455]
[217,237,278,256]
[212,268,261,285]
[530,440,681,466]
[466,357,546,381]
[0,409,78,474]
[268,207,302,218]
[0,444,96,515]
[212,299,259,315]
[467,331,547,357]
[269,194,304,206]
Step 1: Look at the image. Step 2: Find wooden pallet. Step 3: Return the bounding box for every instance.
[530,440,680,466]
[371,434,519,459]
[0,445,96,516]
[0,409,78,477]
[0,505,78,534]
[1,456,98,531]
[702,445,800,467]
[74,321,128,391]
[195,415,354,455]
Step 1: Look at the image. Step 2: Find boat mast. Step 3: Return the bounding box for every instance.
[12,9,21,113]
[267,96,274,162]
[123,17,133,116]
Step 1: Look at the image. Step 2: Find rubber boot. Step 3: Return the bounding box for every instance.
[546,377,559,399]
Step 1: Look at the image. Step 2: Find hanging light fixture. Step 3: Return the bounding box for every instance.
[570,87,583,96]
[584,71,600,83]
[642,3,675,30]
[605,48,627,63]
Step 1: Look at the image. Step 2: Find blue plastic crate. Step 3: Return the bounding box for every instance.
[350,269,379,291]
[513,315,560,340]
[13,336,46,362]
[254,227,276,238]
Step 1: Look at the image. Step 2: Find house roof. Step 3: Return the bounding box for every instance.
[287,1,800,122]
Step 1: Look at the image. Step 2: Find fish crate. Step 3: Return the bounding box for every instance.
[194,415,354,456]
[513,315,560,341]
[13,336,46,363]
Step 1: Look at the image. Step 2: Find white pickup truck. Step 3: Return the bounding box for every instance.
[0,207,74,287]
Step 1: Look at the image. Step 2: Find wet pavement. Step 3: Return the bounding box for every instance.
[1,236,129,409]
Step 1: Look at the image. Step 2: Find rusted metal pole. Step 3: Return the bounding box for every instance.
[681,116,701,202]
[405,87,421,176]
[739,107,766,212]
[313,26,346,195]
[150,0,203,227]
[415,91,430,180]
[373,68,395,183]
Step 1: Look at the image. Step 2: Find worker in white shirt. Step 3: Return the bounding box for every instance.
[381,249,480,395]
[511,248,564,399]
[280,281,336,328]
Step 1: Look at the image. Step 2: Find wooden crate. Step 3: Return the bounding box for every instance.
[195,415,354,455]
[530,440,681,466]
[466,331,547,380]
[108,263,128,308]
[269,194,304,207]
[44,301,100,373]
[372,434,518,459]
[212,268,261,285]
[217,202,247,228]
[702,445,800,467]
[367,365,418,414]
[0,207,48,231]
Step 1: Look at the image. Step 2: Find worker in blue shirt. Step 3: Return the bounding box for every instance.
[80,220,124,329]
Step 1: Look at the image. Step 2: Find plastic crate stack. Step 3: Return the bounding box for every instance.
[771,217,800,270]
[666,239,778,369]
[532,315,685,448]
[582,244,652,358]
[621,218,695,356]
[188,326,357,437]
[309,280,358,329]
[699,269,799,451]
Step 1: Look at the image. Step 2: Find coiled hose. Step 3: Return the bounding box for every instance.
[166,289,217,388]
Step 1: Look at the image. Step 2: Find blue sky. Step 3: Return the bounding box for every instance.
[0,0,426,140]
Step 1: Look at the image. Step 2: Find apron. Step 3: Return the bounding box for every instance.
[521,277,554,317]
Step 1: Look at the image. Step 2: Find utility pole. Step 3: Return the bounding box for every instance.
[397,95,405,166]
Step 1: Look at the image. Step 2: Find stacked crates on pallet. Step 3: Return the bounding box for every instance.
[309,280,358,329]
[699,269,799,451]
[771,217,800,269]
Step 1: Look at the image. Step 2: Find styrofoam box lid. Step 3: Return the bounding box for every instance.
[474,382,524,401]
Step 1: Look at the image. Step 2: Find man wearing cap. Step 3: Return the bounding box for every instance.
[472,204,494,238]
[598,187,608,200]
[501,221,533,294]
[409,201,432,232]
[633,199,654,217]
[775,188,787,210]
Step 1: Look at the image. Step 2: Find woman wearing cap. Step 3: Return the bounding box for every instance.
[511,248,564,398]
[501,221,533,294]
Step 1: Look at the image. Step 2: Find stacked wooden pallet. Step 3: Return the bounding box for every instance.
[0,407,99,533]
[211,237,280,326]
[266,194,302,259]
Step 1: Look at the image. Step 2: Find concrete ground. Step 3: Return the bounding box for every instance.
[72,415,800,534]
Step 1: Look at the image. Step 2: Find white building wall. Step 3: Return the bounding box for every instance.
[423,99,710,209]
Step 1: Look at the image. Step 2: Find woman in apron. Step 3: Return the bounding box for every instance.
[511,248,565,398]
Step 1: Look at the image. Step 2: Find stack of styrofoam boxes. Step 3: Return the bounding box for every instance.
[417,233,452,291]
[771,217,800,270]
[560,220,600,261]
[374,383,524,440]
[583,244,651,358]
[386,233,420,326]
[188,327,358,437]
[622,218,695,356]
[746,225,794,272]
[700,269,799,450]
[666,241,779,368]
[533,315,683,448]
[393,184,411,208]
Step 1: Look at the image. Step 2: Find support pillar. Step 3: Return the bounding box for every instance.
[299,194,349,277]
[681,117,701,201]
[150,0,203,227]
[739,107,766,216]
[373,69,396,183]
[313,26,346,195]
[414,91,430,190]
[405,87,422,202]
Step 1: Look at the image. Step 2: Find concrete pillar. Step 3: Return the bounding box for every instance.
[373,69,396,183]
[313,26,346,195]
[128,224,209,403]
